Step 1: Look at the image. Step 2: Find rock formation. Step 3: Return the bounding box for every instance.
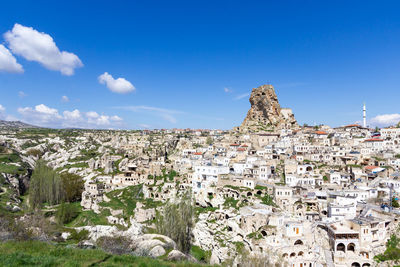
[239,84,297,132]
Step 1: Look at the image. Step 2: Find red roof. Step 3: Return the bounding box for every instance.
[344,124,361,128]
[241,144,248,147]
[237,148,246,151]
[315,130,328,135]
[230,144,240,146]
[364,138,383,142]
[365,165,379,170]
[193,152,203,155]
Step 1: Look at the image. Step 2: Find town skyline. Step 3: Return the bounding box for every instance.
[1,1,400,129]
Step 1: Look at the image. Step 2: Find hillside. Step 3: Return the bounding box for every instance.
[0,120,39,129]
[0,240,212,267]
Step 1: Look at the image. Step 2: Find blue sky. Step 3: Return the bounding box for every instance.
[1,0,400,129]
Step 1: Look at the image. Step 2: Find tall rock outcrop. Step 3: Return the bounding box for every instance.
[239,84,298,132]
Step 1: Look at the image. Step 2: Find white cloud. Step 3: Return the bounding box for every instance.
[86,111,99,119]
[234,93,250,100]
[161,113,177,124]
[370,113,400,127]
[0,44,23,73]
[115,105,182,124]
[61,95,69,102]
[17,104,123,128]
[18,91,27,97]
[18,104,62,125]
[138,124,150,129]
[111,115,122,122]
[4,23,83,75]
[0,105,18,121]
[98,72,135,94]
[86,111,122,126]
[0,104,5,120]
[224,87,232,93]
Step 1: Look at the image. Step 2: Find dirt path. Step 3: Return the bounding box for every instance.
[0,186,7,195]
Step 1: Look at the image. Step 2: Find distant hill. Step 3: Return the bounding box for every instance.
[0,120,40,129]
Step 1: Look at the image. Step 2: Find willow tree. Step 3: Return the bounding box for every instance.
[29,160,63,209]
[155,190,194,254]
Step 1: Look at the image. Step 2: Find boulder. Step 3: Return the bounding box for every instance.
[149,245,166,257]
[167,249,187,261]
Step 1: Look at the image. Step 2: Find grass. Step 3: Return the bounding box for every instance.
[0,153,20,164]
[100,185,143,217]
[223,197,239,209]
[190,245,211,263]
[0,163,24,175]
[0,240,211,267]
[66,208,111,227]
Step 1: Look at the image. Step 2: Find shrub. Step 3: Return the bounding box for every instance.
[97,236,132,255]
[68,229,89,242]
[26,149,42,157]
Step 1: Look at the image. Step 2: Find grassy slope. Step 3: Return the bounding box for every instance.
[0,240,212,267]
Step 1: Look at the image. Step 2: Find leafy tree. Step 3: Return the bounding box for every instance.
[61,173,84,202]
[155,190,194,253]
[392,198,400,208]
[206,136,213,145]
[56,202,79,224]
[29,160,63,209]
[375,234,400,263]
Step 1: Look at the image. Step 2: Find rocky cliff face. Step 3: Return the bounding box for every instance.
[239,84,297,132]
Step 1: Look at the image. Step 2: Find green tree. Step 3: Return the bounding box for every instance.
[155,190,194,253]
[392,198,400,208]
[29,160,63,209]
[206,136,213,145]
[56,202,79,225]
[61,173,84,202]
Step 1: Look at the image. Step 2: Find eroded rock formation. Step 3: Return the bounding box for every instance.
[239,84,298,132]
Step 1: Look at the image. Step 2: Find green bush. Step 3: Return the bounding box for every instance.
[68,229,89,242]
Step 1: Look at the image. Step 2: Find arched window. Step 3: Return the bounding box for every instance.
[347,243,356,252]
[336,243,345,252]
[294,239,304,245]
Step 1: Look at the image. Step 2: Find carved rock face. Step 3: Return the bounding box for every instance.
[240,84,297,131]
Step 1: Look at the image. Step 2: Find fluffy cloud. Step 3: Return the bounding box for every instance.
[4,24,83,75]
[61,95,69,102]
[0,44,23,73]
[98,72,135,94]
[85,111,123,126]
[224,87,232,93]
[18,104,62,125]
[370,113,400,127]
[17,104,123,128]
[0,104,5,112]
